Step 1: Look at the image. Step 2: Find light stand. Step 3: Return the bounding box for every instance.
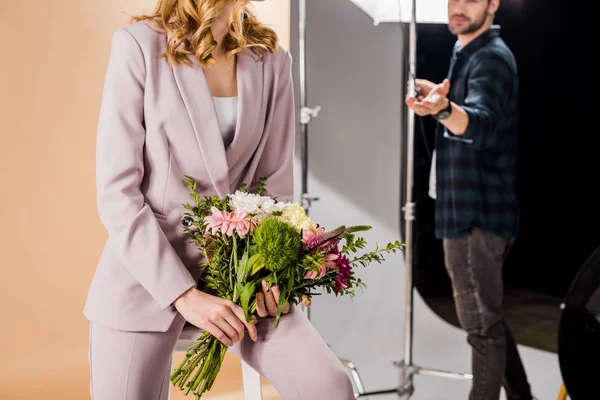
[295,0,473,397]
[295,3,368,393]
[352,0,473,397]
[297,0,321,320]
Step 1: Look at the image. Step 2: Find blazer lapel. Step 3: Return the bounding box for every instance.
[226,51,264,175]
[172,55,230,197]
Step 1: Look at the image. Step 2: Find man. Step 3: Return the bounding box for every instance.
[405,1,536,399]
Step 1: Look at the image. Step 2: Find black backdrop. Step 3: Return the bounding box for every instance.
[409,0,600,299]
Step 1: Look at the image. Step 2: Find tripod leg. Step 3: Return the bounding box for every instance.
[399,368,415,398]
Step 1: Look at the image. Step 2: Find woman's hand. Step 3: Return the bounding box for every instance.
[174,288,257,346]
[256,280,291,318]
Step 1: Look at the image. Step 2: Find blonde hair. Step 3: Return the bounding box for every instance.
[132,0,278,67]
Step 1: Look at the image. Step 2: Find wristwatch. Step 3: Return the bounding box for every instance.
[434,98,452,120]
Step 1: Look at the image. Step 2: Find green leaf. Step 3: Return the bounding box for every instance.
[246,253,264,276]
[240,282,257,321]
[273,289,289,329]
[256,177,268,196]
[287,272,294,292]
[345,225,372,233]
[237,248,250,284]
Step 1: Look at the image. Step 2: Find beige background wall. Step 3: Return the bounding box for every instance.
[0,1,289,399]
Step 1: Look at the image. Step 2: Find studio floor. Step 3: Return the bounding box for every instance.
[424,288,563,354]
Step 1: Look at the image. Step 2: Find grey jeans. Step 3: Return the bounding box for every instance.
[443,228,532,400]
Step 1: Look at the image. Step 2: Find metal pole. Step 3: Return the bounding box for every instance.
[297,0,321,320]
[299,0,308,209]
[298,0,321,218]
[401,0,418,379]
[353,1,473,396]
[298,0,309,320]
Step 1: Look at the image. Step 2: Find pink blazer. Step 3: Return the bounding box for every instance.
[83,22,295,332]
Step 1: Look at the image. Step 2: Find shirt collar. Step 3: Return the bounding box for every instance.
[454,25,501,57]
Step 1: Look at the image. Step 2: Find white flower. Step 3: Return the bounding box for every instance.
[265,201,290,214]
[228,191,289,217]
[278,203,318,232]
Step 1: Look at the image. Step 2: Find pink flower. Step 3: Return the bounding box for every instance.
[303,244,353,292]
[302,225,342,253]
[302,225,325,243]
[205,207,254,238]
[334,254,352,293]
[304,253,338,280]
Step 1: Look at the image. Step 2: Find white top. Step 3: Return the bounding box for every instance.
[212,96,238,147]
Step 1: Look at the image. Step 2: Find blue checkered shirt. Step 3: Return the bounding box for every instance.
[433,25,520,239]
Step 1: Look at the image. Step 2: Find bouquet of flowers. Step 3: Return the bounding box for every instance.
[170,176,404,399]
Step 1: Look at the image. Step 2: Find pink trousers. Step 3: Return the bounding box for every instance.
[88,305,355,399]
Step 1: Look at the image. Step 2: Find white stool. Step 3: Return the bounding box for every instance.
[173,323,263,400]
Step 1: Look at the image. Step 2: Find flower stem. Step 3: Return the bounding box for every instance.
[232,235,238,296]
[170,333,228,399]
[171,353,190,380]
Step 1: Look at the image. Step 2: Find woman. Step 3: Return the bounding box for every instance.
[83,0,355,399]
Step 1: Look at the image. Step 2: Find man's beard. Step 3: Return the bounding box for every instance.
[448,12,487,35]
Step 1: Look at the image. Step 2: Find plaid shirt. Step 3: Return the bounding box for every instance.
[433,25,520,239]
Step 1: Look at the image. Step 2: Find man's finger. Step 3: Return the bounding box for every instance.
[422,97,441,108]
[420,96,443,109]
[415,78,434,88]
[411,103,432,116]
[407,97,432,116]
[438,80,451,96]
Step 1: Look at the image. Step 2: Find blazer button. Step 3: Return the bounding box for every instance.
[181,216,194,227]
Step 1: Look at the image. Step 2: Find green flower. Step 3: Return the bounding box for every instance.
[253,217,302,271]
